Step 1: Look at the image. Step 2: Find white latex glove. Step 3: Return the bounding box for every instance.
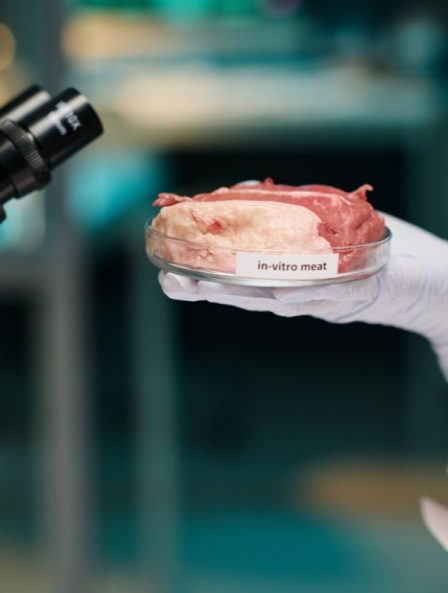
[159,213,448,381]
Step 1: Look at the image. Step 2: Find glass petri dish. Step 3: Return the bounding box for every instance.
[145,219,392,287]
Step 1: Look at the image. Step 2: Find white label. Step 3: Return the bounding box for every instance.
[235,252,339,279]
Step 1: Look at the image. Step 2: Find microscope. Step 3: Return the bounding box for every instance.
[0,85,103,223]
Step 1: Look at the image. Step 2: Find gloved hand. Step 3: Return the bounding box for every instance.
[159,212,448,380]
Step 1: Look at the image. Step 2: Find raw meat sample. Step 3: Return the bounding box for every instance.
[150,178,385,274]
[151,200,331,273]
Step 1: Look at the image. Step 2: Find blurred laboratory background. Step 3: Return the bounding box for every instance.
[0,0,448,592]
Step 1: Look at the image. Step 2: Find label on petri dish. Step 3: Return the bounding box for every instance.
[235,252,339,279]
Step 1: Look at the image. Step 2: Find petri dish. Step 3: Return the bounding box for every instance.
[145,220,392,287]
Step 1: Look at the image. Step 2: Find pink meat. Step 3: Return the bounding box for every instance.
[154,178,383,248]
[151,200,331,273]
[151,178,385,274]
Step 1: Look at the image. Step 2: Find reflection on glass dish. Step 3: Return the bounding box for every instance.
[145,221,392,287]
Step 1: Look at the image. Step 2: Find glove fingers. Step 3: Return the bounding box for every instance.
[196,280,288,313]
[273,284,333,304]
[159,272,203,302]
[273,275,379,304]
[197,280,273,300]
[287,300,367,322]
[194,282,365,319]
[159,271,368,320]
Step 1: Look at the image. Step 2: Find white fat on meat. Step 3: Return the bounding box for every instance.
[151,200,331,272]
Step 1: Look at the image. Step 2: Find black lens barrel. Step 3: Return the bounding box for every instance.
[0,85,103,213]
[0,85,51,124]
[22,88,103,168]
